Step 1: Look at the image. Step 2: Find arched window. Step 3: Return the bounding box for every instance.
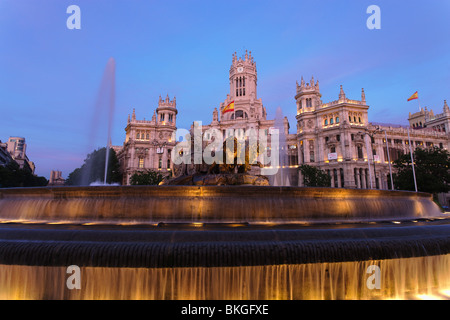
[138,157,144,169]
[358,117,362,123]
[234,110,244,119]
[336,117,340,124]
[357,146,364,159]
[136,132,140,140]
[146,133,150,140]
[330,118,334,125]
[310,151,315,162]
[324,119,328,126]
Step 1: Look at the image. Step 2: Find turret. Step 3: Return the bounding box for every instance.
[156,94,177,126]
[295,76,321,112]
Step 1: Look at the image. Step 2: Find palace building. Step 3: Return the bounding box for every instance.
[116,51,450,200]
[116,95,178,185]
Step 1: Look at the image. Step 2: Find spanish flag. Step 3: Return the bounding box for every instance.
[222,100,235,114]
[407,91,418,101]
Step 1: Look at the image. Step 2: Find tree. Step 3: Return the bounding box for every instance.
[298,164,331,187]
[393,147,450,196]
[66,147,122,185]
[129,170,164,185]
[0,161,48,188]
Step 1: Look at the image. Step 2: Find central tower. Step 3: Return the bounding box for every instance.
[220,50,266,121]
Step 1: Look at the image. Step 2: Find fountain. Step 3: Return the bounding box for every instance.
[0,184,449,300]
[273,107,290,186]
[81,58,116,186]
[1,59,450,300]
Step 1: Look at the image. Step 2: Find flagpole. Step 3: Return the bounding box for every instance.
[407,127,418,192]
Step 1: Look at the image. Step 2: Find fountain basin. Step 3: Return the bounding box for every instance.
[0,186,444,224]
[1,186,449,300]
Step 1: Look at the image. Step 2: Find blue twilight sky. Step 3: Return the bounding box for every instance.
[0,0,449,178]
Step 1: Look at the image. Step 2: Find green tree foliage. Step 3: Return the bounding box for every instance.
[0,161,48,188]
[393,147,450,195]
[129,170,164,186]
[298,164,331,187]
[66,147,122,185]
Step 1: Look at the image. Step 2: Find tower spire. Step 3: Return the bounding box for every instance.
[339,85,346,100]
[361,88,366,103]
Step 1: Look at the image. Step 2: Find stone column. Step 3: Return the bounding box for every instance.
[337,168,342,188]
[361,170,366,189]
[330,170,335,188]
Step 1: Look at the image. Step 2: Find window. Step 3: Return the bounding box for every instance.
[357,146,364,159]
[136,132,140,140]
[358,117,362,123]
[310,151,315,163]
[330,118,334,125]
[167,159,171,169]
[336,117,340,124]
[138,157,144,169]
[235,76,246,97]
[333,169,338,188]
[330,146,336,153]
[160,114,165,122]
[146,133,150,140]
[354,116,357,122]
[169,114,173,122]
[351,134,354,141]
[336,135,340,142]
[324,119,328,126]
[349,116,352,122]
[158,158,162,169]
[235,110,244,119]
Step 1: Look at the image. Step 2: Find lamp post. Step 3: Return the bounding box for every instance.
[384,130,394,190]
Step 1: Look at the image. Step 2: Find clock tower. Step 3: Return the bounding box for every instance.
[221,50,266,121]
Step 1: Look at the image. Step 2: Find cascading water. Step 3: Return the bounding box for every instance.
[0,185,450,300]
